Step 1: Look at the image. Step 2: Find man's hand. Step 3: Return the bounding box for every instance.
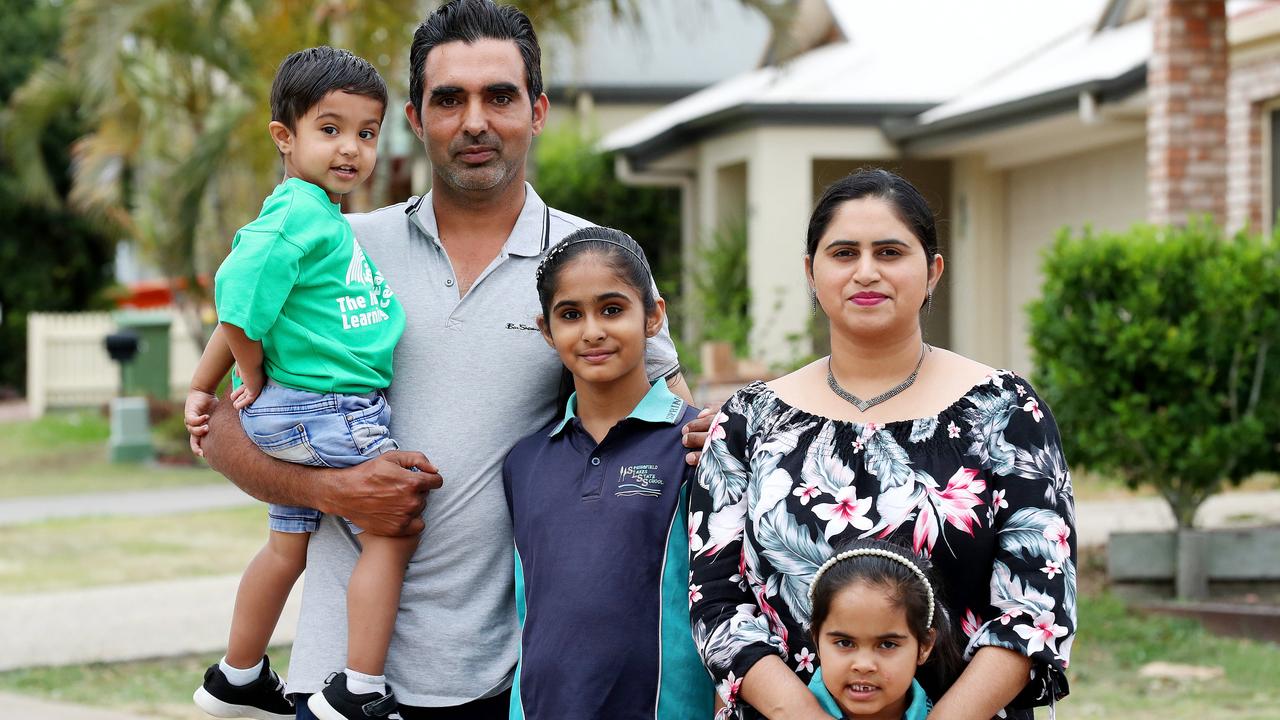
[681,404,722,466]
[326,450,443,536]
[184,388,219,457]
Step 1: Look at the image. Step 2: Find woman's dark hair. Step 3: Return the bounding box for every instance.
[270,47,388,131]
[409,0,543,114]
[535,226,658,323]
[805,168,939,264]
[809,538,961,689]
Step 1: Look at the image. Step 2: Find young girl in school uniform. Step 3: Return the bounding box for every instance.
[502,227,714,720]
[806,538,961,720]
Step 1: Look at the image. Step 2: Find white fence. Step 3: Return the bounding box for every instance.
[26,311,204,417]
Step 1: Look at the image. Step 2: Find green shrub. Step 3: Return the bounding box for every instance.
[695,218,752,357]
[533,123,682,301]
[1029,222,1280,527]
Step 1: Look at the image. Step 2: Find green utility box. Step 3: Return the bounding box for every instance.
[113,310,172,400]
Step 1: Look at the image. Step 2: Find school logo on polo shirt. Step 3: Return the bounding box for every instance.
[616,464,662,498]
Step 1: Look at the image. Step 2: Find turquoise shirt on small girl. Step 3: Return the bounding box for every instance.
[807,670,932,720]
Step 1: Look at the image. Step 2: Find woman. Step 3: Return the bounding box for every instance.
[689,169,1075,720]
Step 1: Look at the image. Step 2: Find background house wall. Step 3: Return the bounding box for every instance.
[1004,139,1148,373]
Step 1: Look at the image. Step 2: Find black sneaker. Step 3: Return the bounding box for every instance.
[193,655,295,719]
[307,672,401,720]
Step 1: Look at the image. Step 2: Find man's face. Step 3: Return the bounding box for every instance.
[407,38,547,197]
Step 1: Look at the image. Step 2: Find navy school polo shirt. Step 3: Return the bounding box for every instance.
[502,381,715,720]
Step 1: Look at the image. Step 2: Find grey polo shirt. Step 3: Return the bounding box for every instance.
[285,183,681,706]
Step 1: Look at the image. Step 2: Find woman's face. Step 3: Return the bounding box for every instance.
[806,197,940,342]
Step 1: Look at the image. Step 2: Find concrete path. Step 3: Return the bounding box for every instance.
[0,484,255,527]
[0,399,31,423]
[0,692,162,720]
[0,574,302,673]
[1075,489,1280,547]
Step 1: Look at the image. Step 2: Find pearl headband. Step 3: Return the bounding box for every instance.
[808,548,936,630]
[535,234,650,281]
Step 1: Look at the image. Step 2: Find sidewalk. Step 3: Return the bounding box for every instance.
[1075,489,1280,547]
[0,574,302,672]
[0,692,162,720]
[0,484,255,527]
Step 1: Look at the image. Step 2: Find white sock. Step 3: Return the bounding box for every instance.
[219,656,263,687]
[344,668,386,696]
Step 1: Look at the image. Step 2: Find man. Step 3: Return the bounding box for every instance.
[199,2,711,718]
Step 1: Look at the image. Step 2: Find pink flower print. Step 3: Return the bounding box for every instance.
[991,489,1009,512]
[947,421,961,439]
[688,510,705,555]
[1016,384,1027,397]
[998,608,1024,625]
[1043,517,1071,560]
[708,412,729,442]
[962,609,983,637]
[720,672,743,706]
[792,481,822,506]
[1023,398,1043,422]
[689,583,703,605]
[1041,560,1062,579]
[933,467,987,535]
[812,486,874,539]
[794,647,816,673]
[852,439,864,453]
[1014,611,1069,654]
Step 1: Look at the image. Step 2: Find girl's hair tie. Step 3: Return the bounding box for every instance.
[809,547,936,630]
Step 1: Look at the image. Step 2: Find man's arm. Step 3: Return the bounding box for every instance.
[202,398,441,536]
[667,370,719,466]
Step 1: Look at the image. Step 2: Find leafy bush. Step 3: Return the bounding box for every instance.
[694,219,751,357]
[534,123,682,301]
[1029,222,1280,527]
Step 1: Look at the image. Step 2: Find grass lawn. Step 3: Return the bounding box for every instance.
[0,411,223,499]
[0,595,1276,718]
[0,505,266,594]
[0,648,291,720]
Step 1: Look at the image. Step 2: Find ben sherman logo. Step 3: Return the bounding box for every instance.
[616,464,662,498]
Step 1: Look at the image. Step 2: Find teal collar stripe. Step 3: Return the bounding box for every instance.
[807,671,931,719]
[549,380,685,436]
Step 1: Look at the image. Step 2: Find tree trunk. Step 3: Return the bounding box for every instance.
[1175,528,1209,600]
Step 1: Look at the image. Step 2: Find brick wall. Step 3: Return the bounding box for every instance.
[1227,44,1280,232]
[1148,0,1229,225]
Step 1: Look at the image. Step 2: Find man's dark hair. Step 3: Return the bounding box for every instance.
[408,0,543,114]
[269,46,389,131]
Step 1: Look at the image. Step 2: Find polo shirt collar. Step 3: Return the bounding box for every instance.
[404,181,551,257]
[548,380,686,437]
[809,671,931,719]
[283,177,341,215]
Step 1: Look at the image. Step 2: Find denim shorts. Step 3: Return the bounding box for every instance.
[239,382,397,534]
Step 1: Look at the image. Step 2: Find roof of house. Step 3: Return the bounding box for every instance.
[602,0,1107,158]
[540,0,770,101]
[604,0,1271,160]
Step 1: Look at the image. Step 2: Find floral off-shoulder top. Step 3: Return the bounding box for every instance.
[689,371,1076,720]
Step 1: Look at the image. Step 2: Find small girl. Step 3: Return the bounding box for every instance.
[806,539,961,720]
[502,227,714,719]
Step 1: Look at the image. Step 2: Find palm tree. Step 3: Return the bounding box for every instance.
[3,0,796,349]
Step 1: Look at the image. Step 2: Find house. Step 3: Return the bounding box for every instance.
[603,0,1272,375]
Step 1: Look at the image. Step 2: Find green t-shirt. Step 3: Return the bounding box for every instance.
[214,178,405,394]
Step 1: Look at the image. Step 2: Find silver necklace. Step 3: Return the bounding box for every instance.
[827,344,929,412]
